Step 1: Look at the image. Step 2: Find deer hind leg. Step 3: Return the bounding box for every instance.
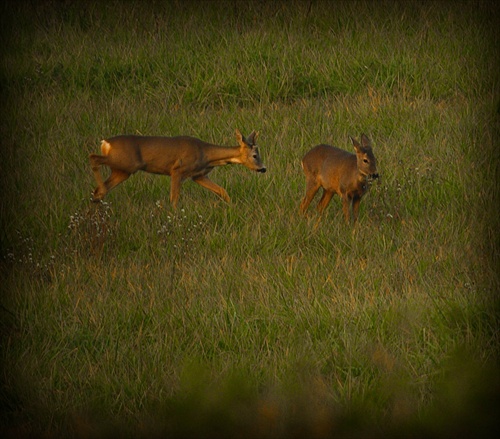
[91,168,130,202]
[103,169,130,193]
[316,189,334,214]
[90,154,108,201]
[300,178,321,214]
[192,175,230,203]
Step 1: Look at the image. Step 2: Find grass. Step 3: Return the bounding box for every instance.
[1,0,499,437]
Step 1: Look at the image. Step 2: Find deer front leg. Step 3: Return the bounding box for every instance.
[170,173,183,209]
[342,195,352,224]
[192,175,230,203]
[352,196,361,224]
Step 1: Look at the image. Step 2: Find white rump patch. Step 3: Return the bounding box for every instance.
[101,140,111,156]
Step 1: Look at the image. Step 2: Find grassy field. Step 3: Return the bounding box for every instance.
[1,0,499,437]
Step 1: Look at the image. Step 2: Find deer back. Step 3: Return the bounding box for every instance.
[101,135,210,176]
[303,145,358,194]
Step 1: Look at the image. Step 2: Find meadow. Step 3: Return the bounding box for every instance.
[1,0,499,437]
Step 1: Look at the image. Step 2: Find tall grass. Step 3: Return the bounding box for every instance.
[1,0,499,437]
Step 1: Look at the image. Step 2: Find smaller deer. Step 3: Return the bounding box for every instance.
[89,129,266,208]
[300,134,379,224]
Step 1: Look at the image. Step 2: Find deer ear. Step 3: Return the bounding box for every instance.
[361,134,371,148]
[350,136,362,153]
[247,130,259,145]
[235,129,244,144]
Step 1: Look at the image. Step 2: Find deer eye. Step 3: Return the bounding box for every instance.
[363,158,369,163]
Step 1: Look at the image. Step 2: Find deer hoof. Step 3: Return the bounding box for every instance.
[91,190,105,202]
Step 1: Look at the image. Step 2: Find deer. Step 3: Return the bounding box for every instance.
[89,129,266,208]
[299,134,379,224]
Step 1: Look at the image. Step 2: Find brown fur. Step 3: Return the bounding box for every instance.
[300,134,378,224]
[89,129,266,208]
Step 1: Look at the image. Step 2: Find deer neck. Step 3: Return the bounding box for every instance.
[204,144,242,166]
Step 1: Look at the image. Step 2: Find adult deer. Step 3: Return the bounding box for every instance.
[90,129,266,208]
[300,134,379,224]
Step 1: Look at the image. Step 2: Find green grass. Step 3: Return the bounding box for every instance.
[1,0,499,437]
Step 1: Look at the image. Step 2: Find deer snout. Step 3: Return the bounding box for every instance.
[371,173,379,179]
[257,167,267,173]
